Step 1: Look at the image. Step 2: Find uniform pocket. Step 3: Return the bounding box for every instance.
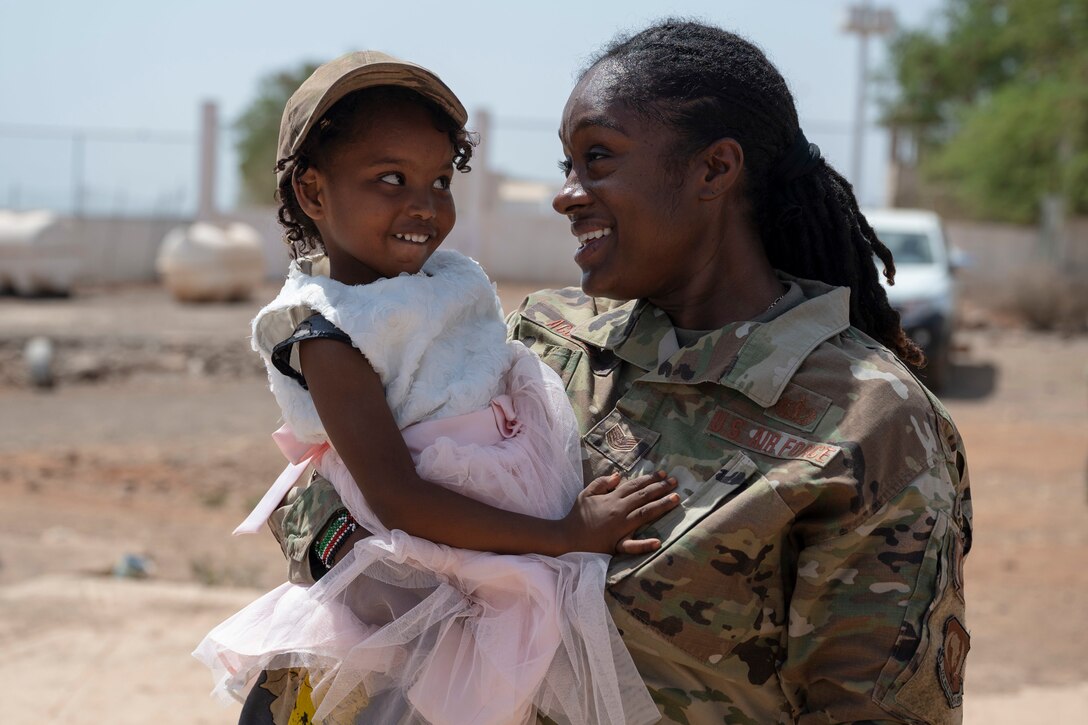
[537,344,581,388]
[606,450,760,585]
[606,455,793,673]
[874,510,969,723]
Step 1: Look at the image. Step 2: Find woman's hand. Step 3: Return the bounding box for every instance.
[561,471,680,555]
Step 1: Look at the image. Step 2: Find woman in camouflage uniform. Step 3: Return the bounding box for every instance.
[248,20,971,725]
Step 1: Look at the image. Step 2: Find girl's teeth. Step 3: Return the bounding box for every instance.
[577,228,612,245]
[395,233,429,243]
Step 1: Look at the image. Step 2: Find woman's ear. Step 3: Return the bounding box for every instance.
[698,138,744,201]
[293,167,325,220]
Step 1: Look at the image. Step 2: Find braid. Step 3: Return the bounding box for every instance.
[590,19,924,367]
[762,162,925,367]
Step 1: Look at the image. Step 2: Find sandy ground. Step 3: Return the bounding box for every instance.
[0,282,1086,724]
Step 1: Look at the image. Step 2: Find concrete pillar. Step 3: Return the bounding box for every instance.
[455,108,492,262]
[197,101,217,221]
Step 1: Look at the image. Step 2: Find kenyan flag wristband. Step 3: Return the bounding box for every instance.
[316,509,359,570]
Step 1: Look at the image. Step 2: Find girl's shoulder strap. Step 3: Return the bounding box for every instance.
[270,313,353,390]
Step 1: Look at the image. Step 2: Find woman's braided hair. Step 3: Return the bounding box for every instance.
[274,86,475,259]
[589,20,924,366]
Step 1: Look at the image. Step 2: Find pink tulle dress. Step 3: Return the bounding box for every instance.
[193,251,657,725]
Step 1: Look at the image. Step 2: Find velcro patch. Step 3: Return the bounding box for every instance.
[706,408,841,467]
[546,319,574,337]
[585,411,660,472]
[765,383,832,432]
[937,616,970,708]
[605,424,640,452]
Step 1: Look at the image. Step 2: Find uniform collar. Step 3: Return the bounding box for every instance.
[570,274,851,408]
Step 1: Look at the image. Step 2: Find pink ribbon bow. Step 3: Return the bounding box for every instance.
[233,425,329,536]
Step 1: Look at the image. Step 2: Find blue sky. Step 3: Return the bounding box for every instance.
[0,0,944,215]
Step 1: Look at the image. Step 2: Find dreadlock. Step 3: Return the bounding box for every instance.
[588,20,924,367]
[274,86,476,259]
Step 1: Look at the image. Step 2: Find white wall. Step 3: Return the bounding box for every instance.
[7,204,1085,292]
[945,219,1088,299]
[34,216,188,285]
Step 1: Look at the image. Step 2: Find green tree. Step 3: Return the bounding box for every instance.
[235,61,321,207]
[882,0,1088,222]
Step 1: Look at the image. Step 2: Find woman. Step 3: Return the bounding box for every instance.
[250,20,971,724]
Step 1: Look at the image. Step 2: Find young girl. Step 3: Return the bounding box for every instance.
[193,51,676,725]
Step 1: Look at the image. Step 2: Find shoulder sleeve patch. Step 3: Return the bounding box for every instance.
[875,511,970,723]
[938,616,970,708]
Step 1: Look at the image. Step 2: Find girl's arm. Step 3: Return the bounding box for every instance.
[300,337,678,556]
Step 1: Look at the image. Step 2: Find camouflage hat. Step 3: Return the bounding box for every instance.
[276,50,467,182]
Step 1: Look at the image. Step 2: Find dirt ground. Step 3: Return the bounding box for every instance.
[0,281,1085,724]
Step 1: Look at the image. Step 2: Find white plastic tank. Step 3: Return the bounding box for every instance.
[156,221,266,302]
[0,210,84,295]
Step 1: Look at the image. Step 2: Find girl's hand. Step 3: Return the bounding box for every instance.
[561,471,680,555]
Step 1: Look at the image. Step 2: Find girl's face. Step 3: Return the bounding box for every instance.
[553,64,720,303]
[300,101,456,286]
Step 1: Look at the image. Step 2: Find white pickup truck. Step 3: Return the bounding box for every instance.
[864,208,959,392]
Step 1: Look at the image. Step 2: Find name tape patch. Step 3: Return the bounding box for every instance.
[707,408,841,467]
[765,383,832,432]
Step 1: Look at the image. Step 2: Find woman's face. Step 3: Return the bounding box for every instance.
[553,64,718,302]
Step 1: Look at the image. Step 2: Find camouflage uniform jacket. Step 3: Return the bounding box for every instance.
[270,274,972,725]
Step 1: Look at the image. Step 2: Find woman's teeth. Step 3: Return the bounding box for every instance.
[577,228,612,246]
[395,233,430,243]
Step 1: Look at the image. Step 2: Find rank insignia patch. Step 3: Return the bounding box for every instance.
[605,424,640,452]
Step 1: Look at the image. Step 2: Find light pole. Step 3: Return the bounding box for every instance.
[72,132,85,217]
[843,1,896,201]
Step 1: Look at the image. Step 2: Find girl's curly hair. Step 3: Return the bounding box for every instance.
[274,86,476,259]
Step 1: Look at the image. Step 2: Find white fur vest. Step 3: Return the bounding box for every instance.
[251,250,514,444]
